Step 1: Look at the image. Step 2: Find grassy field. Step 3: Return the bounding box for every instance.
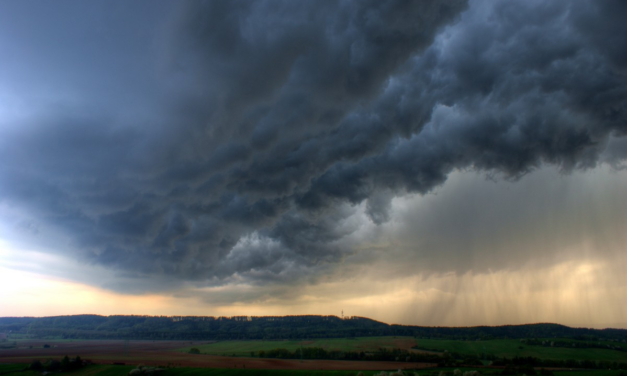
[424,369,624,376]
[413,339,627,362]
[161,367,386,376]
[0,364,134,376]
[2,364,626,376]
[0,364,33,376]
[179,337,627,363]
[427,369,626,376]
[0,364,412,376]
[179,337,417,356]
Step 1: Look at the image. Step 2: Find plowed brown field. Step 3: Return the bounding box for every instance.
[0,340,437,370]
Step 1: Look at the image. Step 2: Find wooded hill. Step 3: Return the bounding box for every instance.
[1,315,626,341]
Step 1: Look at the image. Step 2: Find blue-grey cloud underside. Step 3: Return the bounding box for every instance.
[1,0,626,290]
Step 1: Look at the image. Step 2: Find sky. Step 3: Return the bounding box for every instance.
[0,0,626,328]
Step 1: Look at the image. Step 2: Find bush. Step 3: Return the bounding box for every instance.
[61,355,71,370]
[29,360,43,370]
[188,348,200,354]
[518,365,537,376]
[128,365,163,375]
[45,359,61,372]
[464,358,484,366]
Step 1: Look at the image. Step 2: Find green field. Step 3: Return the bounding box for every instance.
[161,367,385,376]
[0,364,34,376]
[0,364,407,376]
[413,339,627,362]
[0,364,134,376]
[179,337,417,356]
[426,369,626,376]
[179,337,627,363]
[426,369,624,376]
[2,364,626,376]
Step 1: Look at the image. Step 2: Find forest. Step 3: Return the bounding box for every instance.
[1,315,626,342]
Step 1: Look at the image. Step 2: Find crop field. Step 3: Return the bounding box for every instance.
[0,364,419,376]
[0,339,433,371]
[178,336,627,363]
[178,337,419,356]
[2,337,627,373]
[2,364,627,376]
[412,339,627,362]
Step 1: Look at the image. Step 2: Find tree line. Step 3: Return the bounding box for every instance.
[256,346,442,362]
[254,347,627,370]
[1,315,626,342]
[494,355,627,371]
[521,338,625,351]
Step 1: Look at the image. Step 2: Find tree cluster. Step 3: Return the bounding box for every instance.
[492,356,627,370]
[2,315,626,342]
[29,355,84,372]
[521,338,625,352]
[256,346,443,363]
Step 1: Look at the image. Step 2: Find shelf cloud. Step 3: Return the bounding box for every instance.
[1,0,626,322]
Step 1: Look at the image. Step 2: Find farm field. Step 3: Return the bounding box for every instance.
[177,336,627,363]
[0,340,434,371]
[178,337,419,356]
[2,364,627,376]
[0,364,429,376]
[2,337,627,373]
[412,338,627,362]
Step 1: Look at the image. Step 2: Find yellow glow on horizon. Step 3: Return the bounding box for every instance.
[1,255,625,328]
[184,259,626,328]
[0,266,178,317]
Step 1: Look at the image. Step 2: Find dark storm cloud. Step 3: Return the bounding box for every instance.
[1,0,626,289]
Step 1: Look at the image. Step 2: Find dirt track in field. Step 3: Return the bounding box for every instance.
[0,340,437,370]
